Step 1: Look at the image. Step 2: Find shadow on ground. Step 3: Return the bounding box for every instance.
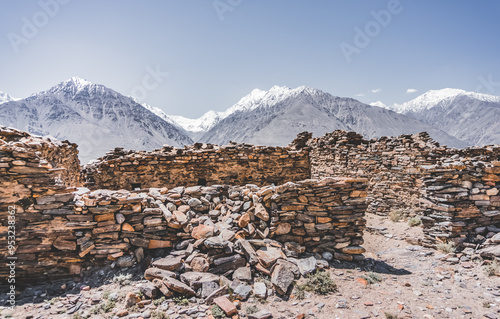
[331,258,412,276]
[0,264,145,308]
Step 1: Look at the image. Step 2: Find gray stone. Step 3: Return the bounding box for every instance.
[163,277,196,296]
[248,310,273,319]
[253,282,267,298]
[239,239,258,265]
[204,236,229,249]
[271,264,294,295]
[233,282,252,300]
[144,267,177,281]
[117,255,135,268]
[276,259,300,278]
[188,198,203,207]
[180,272,220,290]
[322,251,333,261]
[139,281,159,299]
[233,267,252,282]
[296,256,316,276]
[152,255,183,271]
[200,281,219,298]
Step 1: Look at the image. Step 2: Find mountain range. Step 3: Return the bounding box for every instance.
[1,77,498,163]
[0,77,192,163]
[370,89,500,146]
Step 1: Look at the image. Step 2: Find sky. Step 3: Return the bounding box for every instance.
[1,0,499,118]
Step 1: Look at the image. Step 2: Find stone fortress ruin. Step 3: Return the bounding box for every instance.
[1,126,499,285]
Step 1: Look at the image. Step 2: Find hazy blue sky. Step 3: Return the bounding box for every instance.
[1,0,499,117]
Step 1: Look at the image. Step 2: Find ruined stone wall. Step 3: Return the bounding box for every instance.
[0,177,367,283]
[0,126,82,188]
[307,130,448,216]
[421,161,500,247]
[84,143,310,190]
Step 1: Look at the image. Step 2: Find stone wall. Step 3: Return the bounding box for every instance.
[307,130,447,216]
[84,143,310,190]
[0,126,82,188]
[421,161,500,247]
[0,177,367,283]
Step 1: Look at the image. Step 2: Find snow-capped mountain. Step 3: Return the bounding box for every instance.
[0,77,193,163]
[378,88,500,146]
[0,91,18,104]
[192,86,467,148]
[369,101,387,108]
[166,88,272,134]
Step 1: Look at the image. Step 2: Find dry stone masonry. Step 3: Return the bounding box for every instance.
[1,177,367,283]
[1,126,499,285]
[421,160,500,251]
[307,130,448,216]
[84,142,310,190]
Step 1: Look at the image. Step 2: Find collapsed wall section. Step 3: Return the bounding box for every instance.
[84,143,310,190]
[0,177,367,283]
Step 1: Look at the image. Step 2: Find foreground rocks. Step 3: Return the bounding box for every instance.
[3,213,499,319]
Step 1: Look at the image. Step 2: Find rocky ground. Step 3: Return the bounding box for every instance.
[2,213,500,319]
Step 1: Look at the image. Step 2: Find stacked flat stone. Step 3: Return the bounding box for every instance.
[0,176,367,283]
[83,142,310,190]
[421,160,500,248]
[0,127,79,281]
[307,130,446,216]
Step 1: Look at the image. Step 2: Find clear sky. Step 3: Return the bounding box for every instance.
[1,0,499,117]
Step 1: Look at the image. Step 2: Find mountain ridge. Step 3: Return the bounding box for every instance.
[0,77,193,163]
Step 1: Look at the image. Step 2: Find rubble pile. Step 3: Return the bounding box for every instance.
[1,175,367,282]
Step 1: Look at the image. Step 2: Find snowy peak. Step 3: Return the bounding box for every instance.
[169,85,324,133]
[0,91,18,104]
[43,76,111,100]
[370,101,386,108]
[388,88,500,114]
[168,111,222,133]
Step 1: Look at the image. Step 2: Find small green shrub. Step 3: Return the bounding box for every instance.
[151,309,169,319]
[484,259,500,276]
[153,296,166,306]
[293,282,307,300]
[90,300,116,314]
[436,241,455,253]
[211,305,226,318]
[362,272,382,284]
[112,273,132,286]
[173,296,189,306]
[408,216,421,227]
[296,270,336,296]
[385,312,398,319]
[102,291,110,300]
[245,304,259,314]
[389,210,406,222]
